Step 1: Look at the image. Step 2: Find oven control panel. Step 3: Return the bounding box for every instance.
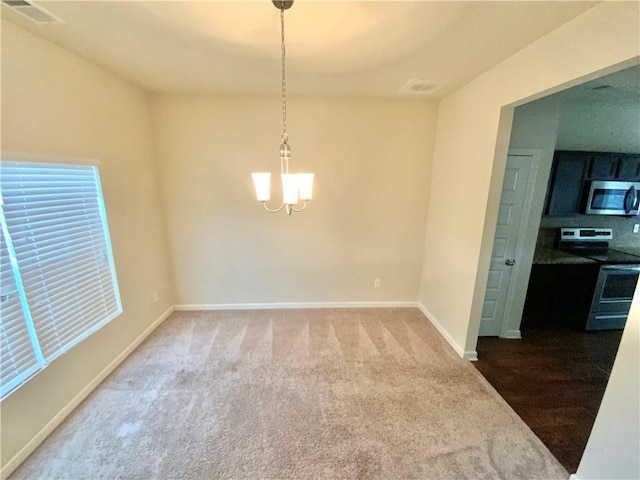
[560,228,613,241]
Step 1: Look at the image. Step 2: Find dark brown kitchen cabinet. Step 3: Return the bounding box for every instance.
[544,151,640,216]
[617,155,640,180]
[545,153,587,215]
[584,153,640,180]
[586,154,617,179]
[522,264,600,330]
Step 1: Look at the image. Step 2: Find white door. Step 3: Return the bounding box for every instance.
[479,154,533,336]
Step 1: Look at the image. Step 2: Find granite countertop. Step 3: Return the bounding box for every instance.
[611,246,640,257]
[533,247,598,265]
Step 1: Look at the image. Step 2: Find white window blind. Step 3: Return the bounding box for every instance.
[0,160,121,399]
[0,220,44,398]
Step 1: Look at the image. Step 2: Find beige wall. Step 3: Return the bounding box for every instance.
[577,286,640,479]
[152,95,436,305]
[419,2,639,357]
[2,2,638,478]
[0,21,174,474]
[420,3,638,475]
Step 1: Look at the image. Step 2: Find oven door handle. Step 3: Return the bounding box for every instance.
[624,185,639,214]
[601,264,640,273]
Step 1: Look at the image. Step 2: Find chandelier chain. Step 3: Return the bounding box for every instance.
[280,6,287,143]
[252,1,311,216]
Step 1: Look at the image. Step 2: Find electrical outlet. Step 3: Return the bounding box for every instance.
[374,278,381,288]
[634,224,640,234]
[152,290,159,303]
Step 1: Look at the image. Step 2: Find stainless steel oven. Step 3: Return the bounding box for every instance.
[586,264,640,330]
[585,181,640,216]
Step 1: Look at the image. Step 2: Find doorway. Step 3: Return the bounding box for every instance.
[474,65,638,474]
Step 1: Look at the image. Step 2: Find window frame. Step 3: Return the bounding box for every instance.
[0,154,122,399]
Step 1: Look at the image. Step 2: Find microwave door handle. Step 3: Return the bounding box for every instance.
[624,185,639,214]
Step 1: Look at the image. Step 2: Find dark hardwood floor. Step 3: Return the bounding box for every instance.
[474,328,623,473]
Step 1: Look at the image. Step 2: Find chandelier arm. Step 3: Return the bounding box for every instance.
[290,201,308,213]
[262,201,285,213]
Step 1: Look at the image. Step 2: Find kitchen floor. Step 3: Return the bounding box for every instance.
[474,327,623,473]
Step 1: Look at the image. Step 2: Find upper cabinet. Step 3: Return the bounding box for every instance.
[584,152,640,181]
[544,151,640,216]
[585,154,617,180]
[617,156,640,181]
[546,153,587,215]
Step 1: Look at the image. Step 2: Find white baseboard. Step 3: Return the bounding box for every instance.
[464,350,479,361]
[568,474,581,480]
[175,301,419,311]
[1,305,175,480]
[177,302,481,361]
[417,303,478,361]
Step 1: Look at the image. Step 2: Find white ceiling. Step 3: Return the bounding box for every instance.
[1,1,598,97]
[542,65,640,108]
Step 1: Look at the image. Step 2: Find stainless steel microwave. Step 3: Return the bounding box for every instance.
[585,181,640,215]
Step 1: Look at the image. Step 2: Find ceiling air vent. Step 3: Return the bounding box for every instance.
[1,0,63,24]
[399,79,444,95]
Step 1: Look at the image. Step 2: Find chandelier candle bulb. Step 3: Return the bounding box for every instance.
[297,173,314,200]
[281,174,299,205]
[252,173,271,202]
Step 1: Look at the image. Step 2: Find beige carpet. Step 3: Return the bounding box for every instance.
[11,308,567,479]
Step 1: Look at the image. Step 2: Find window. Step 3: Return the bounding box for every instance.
[0,160,121,399]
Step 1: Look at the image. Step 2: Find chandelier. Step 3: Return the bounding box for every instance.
[251,0,314,215]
